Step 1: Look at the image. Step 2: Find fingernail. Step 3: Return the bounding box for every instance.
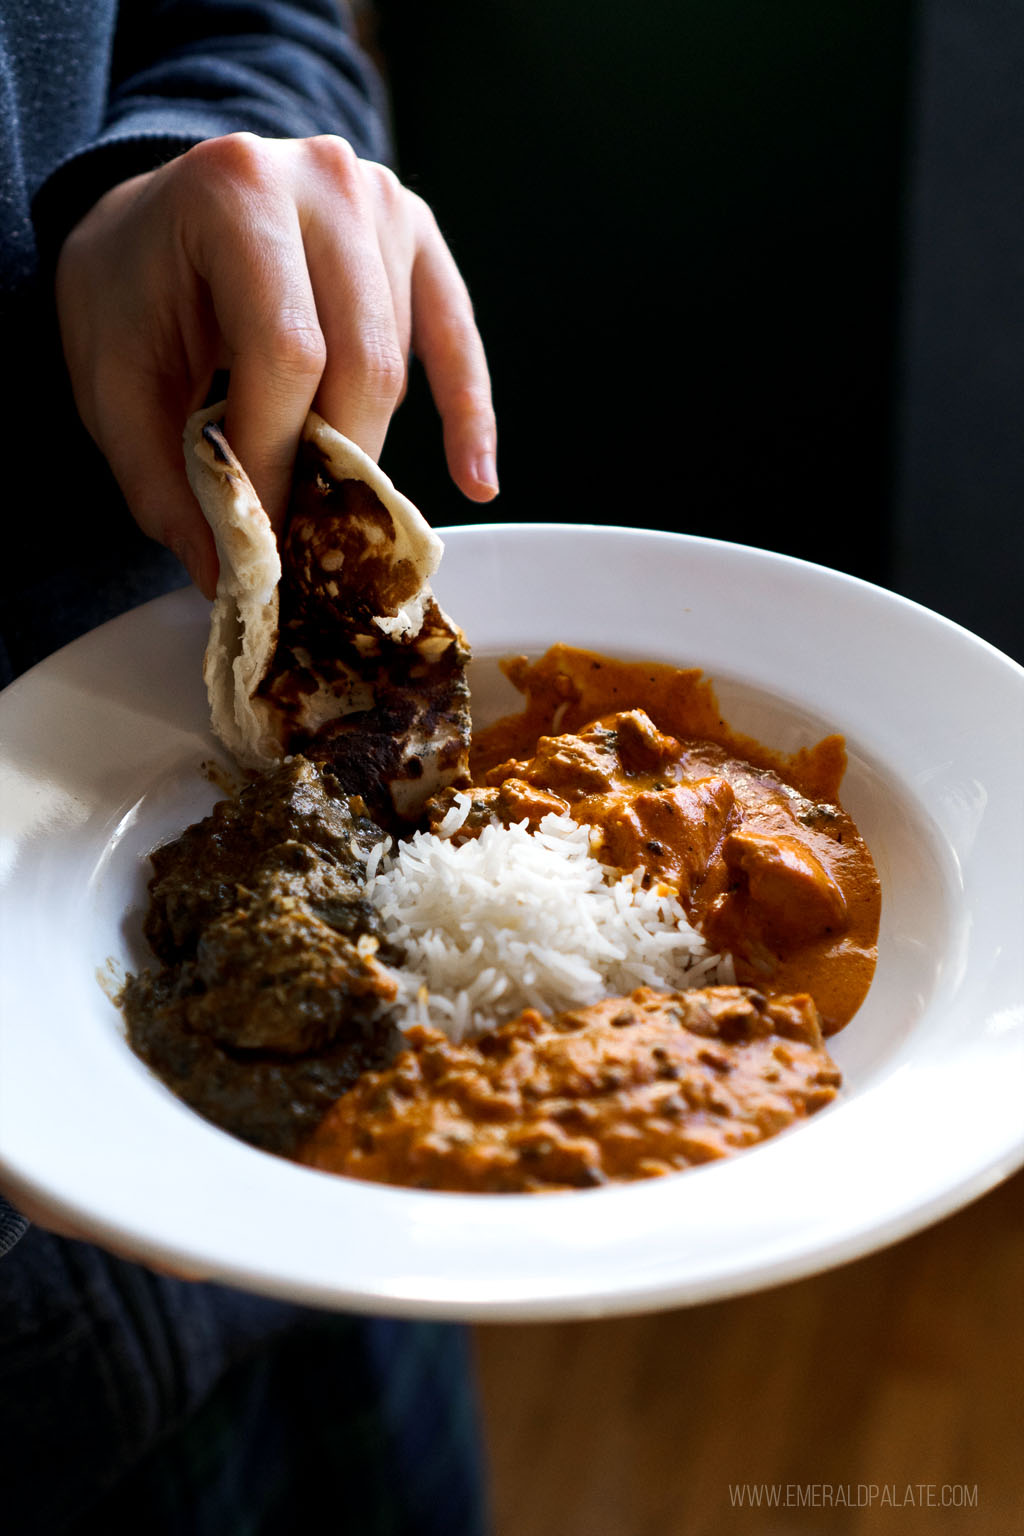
[474,453,499,492]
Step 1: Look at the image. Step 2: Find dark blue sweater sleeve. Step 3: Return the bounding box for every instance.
[0,1196,29,1258]
[33,0,392,266]
[105,0,392,157]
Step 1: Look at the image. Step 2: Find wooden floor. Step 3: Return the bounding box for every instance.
[474,1168,1023,1535]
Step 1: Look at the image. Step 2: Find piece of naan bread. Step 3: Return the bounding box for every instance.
[184,403,471,821]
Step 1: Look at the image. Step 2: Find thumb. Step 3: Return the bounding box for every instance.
[95,386,220,598]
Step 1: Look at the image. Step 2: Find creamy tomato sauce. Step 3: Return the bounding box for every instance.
[472,647,880,1034]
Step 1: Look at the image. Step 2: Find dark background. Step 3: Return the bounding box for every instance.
[372,1,1024,662]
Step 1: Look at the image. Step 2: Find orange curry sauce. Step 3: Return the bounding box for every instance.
[471,646,879,1034]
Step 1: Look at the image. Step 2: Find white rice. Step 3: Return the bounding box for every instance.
[365,793,733,1041]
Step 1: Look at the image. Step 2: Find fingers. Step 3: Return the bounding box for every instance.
[103,390,221,598]
[54,176,222,596]
[408,204,499,501]
[300,143,409,462]
[55,134,498,606]
[217,140,497,507]
[188,136,327,533]
[202,137,410,526]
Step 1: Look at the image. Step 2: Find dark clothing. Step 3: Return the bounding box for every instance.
[1,1227,487,1536]
[0,0,389,684]
[0,1200,26,1258]
[0,6,488,1532]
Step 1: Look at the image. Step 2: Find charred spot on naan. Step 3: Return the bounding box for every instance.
[256,443,472,826]
[187,404,471,824]
[284,441,424,627]
[201,420,235,468]
[298,601,472,824]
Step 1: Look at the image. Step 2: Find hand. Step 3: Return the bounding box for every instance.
[55,134,498,597]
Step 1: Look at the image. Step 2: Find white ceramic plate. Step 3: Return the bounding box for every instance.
[1,525,1022,1320]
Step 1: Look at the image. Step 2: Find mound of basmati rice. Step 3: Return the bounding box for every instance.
[365,795,732,1040]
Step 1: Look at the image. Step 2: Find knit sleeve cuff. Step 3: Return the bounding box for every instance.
[31,130,214,277]
[0,1195,29,1258]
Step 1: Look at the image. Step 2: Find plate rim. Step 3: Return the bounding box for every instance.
[1,524,1022,1318]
